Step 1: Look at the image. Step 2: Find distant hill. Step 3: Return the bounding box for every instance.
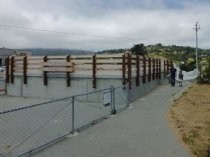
[96,43,210,72]
[24,48,94,56]
[97,44,210,55]
[97,48,129,54]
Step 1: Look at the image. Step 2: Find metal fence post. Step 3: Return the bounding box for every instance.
[71,96,75,134]
[126,84,130,107]
[111,85,116,115]
[20,76,23,97]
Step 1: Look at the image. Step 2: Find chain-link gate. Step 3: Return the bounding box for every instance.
[112,85,129,112]
[0,85,129,157]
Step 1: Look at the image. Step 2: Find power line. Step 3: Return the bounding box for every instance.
[0,24,196,42]
[0,24,136,40]
[0,24,208,46]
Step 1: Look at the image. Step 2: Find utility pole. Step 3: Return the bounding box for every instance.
[193,22,200,71]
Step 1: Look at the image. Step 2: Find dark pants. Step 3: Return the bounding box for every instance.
[171,77,175,86]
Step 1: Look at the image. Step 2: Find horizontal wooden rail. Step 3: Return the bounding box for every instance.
[6,53,170,88]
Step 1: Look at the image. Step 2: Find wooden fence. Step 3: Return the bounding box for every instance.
[5,53,172,89]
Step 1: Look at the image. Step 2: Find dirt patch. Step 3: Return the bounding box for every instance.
[168,84,210,157]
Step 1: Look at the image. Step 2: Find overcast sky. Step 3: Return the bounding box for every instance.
[0,0,209,51]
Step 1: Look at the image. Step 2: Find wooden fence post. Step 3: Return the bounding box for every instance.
[122,53,126,85]
[152,58,155,80]
[10,56,14,83]
[23,55,27,84]
[156,59,159,79]
[148,58,151,82]
[136,55,140,86]
[128,53,132,89]
[5,57,10,83]
[163,60,166,79]
[159,59,161,79]
[66,55,71,87]
[92,54,96,88]
[143,56,146,84]
[43,56,48,86]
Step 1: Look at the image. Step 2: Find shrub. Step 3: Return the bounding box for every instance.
[197,58,210,84]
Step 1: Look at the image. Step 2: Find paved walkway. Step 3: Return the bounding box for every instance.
[34,82,192,157]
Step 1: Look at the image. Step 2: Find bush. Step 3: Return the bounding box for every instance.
[197,58,210,84]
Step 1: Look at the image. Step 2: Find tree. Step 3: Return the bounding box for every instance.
[131,44,147,56]
[155,43,163,47]
[197,57,210,84]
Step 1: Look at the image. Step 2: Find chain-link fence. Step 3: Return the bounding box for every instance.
[113,85,129,112]
[0,79,5,95]
[0,84,129,157]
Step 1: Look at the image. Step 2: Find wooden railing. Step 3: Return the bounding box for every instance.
[5,52,172,88]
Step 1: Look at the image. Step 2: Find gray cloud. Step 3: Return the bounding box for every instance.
[0,0,209,50]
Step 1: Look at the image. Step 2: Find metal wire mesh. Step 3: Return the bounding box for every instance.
[0,98,72,157]
[0,79,5,95]
[114,84,129,112]
[74,89,112,131]
[0,86,129,157]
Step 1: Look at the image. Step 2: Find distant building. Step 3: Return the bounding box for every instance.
[0,48,31,66]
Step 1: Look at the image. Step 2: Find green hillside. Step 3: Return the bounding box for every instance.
[97,43,210,72]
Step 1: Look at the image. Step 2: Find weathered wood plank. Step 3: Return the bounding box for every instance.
[97,71,122,76]
[14,61,23,64]
[43,67,73,72]
[72,60,93,64]
[14,64,23,68]
[27,69,42,73]
[96,64,122,70]
[14,56,24,60]
[47,56,67,59]
[71,55,93,59]
[27,56,44,60]
[43,62,73,67]
[74,65,123,70]
[27,60,44,64]
[27,65,43,69]
[74,65,92,70]
[96,59,123,64]
[95,53,123,58]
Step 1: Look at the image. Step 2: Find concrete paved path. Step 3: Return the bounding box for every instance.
[34,82,192,157]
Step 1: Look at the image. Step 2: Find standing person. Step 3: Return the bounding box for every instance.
[170,65,177,87]
[178,70,184,87]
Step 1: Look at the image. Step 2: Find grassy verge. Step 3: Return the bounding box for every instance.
[169,84,210,157]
